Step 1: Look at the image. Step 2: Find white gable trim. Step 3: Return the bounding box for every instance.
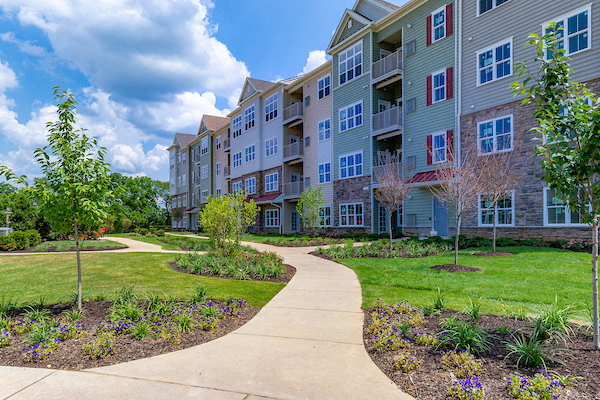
[353,0,395,14]
[237,79,258,105]
[327,9,372,53]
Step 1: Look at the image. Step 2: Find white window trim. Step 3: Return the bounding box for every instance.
[265,209,280,227]
[476,37,514,87]
[476,115,514,155]
[478,191,515,227]
[244,105,255,131]
[431,131,448,164]
[265,137,278,157]
[216,162,221,176]
[245,177,256,195]
[431,5,447,44]
[477,0,512,17]
[543,187,588,227]
[339,100,363,133]
[232,116,243,138]
[201,136,209,155]
[216,136,221,150]
[318,74,331,100]
[339,150,364,180]
[201,165,209,179]
[265,172,278,192]
[339,202,364,227]
[318,118,331,142]
[232,181,242,194]
[542,5,593,58]
[319,205,332,227]
[319,162,332,183]
[245,144,256,163]
[338,40,363,87]
[201,190,208,203]
[233,152,242,168]
[431,69,447,104]
[264,93,278,123]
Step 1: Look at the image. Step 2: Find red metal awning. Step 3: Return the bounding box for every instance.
[245,192,282,204]
[407,170,443,185]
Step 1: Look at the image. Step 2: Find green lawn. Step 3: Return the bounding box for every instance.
[339,246,592,315]
[106,234,182,250]
[31,240,126,252]
[0,253,284,308]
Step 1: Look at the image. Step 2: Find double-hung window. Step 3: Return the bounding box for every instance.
[544,187,587,226]
[233,152,242,168]
[265,93,278,122]
[244,106,255,130]
[245,177,256,195]
[318,119,331,141]
[201,190,208,203]
[232,182,242,194]
[319,163,331,183]
[170,178,175,189]
[265,209,279,227]
[182,174,187,185]
[318,75,331,99]
[339,152,363,179]
[477,39,512,85]
[479,192,514,226]
[340,203,363,227]
[478,0,510,15]
[339,101,363,132]
[545,7,591,58]
[478,115,513,154]
[216,162,221,176]
[339,41,362,85]
[201,136,208,155]
[232,116,242,138]
[432,71,446,103]
[265,172,278,192]
[201,165,208,179]
[216,136,221,150]
[319,206,332,227]
[431,6,446,42]
[432,132,447,163]
[265,137,278,157]
[177,176,181,187]
[245,144,256,162]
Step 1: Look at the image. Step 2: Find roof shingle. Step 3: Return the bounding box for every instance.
[248,77,278,92]
[175,132,198,150]
[202,115,230,131]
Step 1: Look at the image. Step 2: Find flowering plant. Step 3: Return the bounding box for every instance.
[506,370,562,400]
[448,376,484,400]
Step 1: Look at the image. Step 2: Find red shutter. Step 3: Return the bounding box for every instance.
[427,135,433,165]
[446,130,454,161]
[446,67,454,100]
[446,3,453,37]
[426,75,433,106]
[426,15,432,46]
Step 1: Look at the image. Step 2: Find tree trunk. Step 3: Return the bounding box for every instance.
[455,215,461,266]
[388,207,393,252]
[593,222,599,350]
[74,220,82,311]
[492,208,497,253]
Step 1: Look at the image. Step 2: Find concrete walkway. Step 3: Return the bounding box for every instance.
[0,239,412,399]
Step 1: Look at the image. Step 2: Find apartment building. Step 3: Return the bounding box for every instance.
[168,0,597,240]
[168,132,197,230]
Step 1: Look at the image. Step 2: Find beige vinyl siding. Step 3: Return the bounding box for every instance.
[212,127,228,196]
[461,0,600,115]
[198,133,212,202]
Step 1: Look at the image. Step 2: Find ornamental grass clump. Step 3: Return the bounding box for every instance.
[22,339,61,362]
[442,350,485,378]
[506,370,562,400]
[415,332,441,346]
[505,333,560,369]
[392,351,423,373]
[439,319,491,355]
[82,332,117,359]
[448,376,485,400]
[0,328,11,348]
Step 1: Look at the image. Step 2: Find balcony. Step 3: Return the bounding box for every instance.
[283,141,304,164]
[223,166,230,178]
[372,50,403,89]
[283,102,303,127]
[223,138,230,152]
[372,107,403,139]
[195,154,201,163]
[195,177,201,186]
[283,181,303,199]
[373,162,403,185]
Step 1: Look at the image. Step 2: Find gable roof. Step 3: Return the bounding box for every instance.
[238,77,279,105]
[174,132,198,150]
[202,115,230,131]
[374,0,399,10]
[327,9,372,53]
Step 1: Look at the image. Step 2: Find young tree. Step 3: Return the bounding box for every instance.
[373,150,411,251]
[296,185,324,236]
[512,27,600,349]
[0,87,112,310]
[429,146,484,266]
[478,152,520,252]
[171,207,184,229]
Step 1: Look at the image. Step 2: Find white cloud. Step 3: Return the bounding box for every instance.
[0,32,49,57]
[302,50,329,74]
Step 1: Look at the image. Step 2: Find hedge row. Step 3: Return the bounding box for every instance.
[0,230,42,252]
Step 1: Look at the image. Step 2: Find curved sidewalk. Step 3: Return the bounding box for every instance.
[1,240,412,400]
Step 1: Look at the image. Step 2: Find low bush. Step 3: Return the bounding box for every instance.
[392,351,423,373]
[448,376,484,400]
[521,237,549,247]
[135,228,149,235]
[372,327,410,352]
[154,229,165,237]
[22,339,61,362]
[82,332,117,359]
[415,332,441,346]
[176,250,285,280]
[506,371,562,400]
[442,350,485,378]
[0,328,11,348]
[316,238,451,259]
[495,237,517,247]
[24,230,41,246]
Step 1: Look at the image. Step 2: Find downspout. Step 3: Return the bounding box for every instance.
[369,28,375,234]
[271,201,283,235]
[456,0,463,166]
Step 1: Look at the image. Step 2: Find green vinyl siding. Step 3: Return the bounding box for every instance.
[338,17,367,45]
[404,187,433,228]
[332,33,372,181]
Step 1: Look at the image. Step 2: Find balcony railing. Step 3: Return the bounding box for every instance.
[372,107,403,137]
[372,50,403,86]
[284,181,303,198]
[283,141,304,163]
[195,154,201,163]
[195,177,201,185]
[223,166,230,178]
[283,102,303,126]
[223,138,230,151]
[373,162,403,184]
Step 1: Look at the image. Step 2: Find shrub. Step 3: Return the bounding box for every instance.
[155,229,165,237]
[135,228,149,235]
[496,237,518,247]
[521,238,549,247]
[415,332,441,346]
[82,332,117,359]
[24,230,41,246]
[22,339,61,362]
[10,231,30,250]
[549,239,568,249]
[392,351,423,373]
[442,350,485,378]
[439,320,491,355]
[505,333,558,369]
[506,371,562,400]
[0,235,17,252]
[448,376,484,400]
[466,236,491,248]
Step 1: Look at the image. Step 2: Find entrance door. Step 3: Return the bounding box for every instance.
[290,136,299,145]
[378,100,391,113]
[433,197,449,237]
[379,204,388,233]
[291,211,299,233]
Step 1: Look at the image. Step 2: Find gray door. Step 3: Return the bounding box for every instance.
[290,211,299,233]
[433,197,448,237]
[379,204,388,233]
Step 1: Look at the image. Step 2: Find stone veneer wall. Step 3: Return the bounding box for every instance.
[458,77,600,242]
[333,175,372,233]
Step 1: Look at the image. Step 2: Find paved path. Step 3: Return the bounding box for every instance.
[1,237,412,400]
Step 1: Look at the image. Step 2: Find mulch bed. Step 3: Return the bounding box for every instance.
[169,261,296,284]
[472,251,514,257]
[431,264,482,273]
[0,300,258,370]
[0,244,127,254]
[364,309,600,400]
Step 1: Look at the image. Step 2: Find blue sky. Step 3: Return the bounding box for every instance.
[0,0,404,181]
